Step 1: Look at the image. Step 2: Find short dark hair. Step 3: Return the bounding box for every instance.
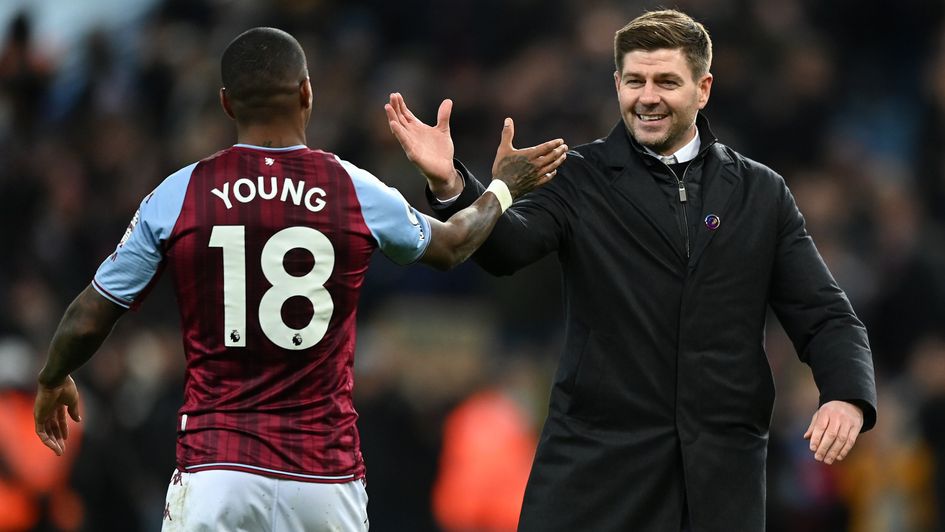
[614,10,712,79]
[221,27,308,123]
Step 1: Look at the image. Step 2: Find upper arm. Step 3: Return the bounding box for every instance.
[768,176,862,356]
[93,163,195,309]
[338,156,431,265]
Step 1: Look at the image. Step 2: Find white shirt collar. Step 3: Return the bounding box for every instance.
[643,128,701,163]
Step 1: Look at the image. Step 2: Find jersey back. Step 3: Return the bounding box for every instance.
[93,145,431,481]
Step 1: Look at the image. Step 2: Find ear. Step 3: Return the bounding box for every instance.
[614,70,620,94]
[300,78,313,110]
[220,88,236,120]
[696,73,713,110]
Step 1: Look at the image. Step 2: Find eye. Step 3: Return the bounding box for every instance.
[624,79,644,87]
[659,79,681,88]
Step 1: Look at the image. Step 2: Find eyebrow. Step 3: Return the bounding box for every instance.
[621,71,685,81]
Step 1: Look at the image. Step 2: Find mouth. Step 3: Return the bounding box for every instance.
[636,113,668,122]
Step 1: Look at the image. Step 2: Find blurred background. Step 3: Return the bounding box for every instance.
[0,0,943,530]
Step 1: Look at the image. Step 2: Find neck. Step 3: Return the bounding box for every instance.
[235,121,306,148]
[662,125,698,156]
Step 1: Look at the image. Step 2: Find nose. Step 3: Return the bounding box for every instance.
[639,81,660,105]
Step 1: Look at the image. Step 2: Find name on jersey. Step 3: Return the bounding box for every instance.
[211,177,326,212]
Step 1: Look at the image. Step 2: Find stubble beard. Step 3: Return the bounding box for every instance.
[628,111,696,155]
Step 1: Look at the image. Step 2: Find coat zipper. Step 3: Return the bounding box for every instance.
[659,159,691,258]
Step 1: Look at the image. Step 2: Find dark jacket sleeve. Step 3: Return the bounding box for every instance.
[426,159,574,276]
[768,175,877,431]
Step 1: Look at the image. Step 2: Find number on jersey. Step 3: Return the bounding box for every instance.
[209,226,335,350]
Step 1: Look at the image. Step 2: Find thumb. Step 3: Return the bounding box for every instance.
[67,399,81,423]
[500,117,515,151]
[436,99,452,130]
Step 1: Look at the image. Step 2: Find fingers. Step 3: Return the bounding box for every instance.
[384,103,400,130]
[534,143,569,167]
[386,93,415,131]
[526,137,567,156]
[36,411,64,456]
[47,416,65,454]
[386,97,411,132]
[803,411,816,440]
[806,403,864,465]
[817,421,843,464]
[537,150,568,177]
[821,415,862,464]
[37,427,63,456]
[807,410,828,458]
[386,117,412,151]
[394,92,419,123]
[499,117,515,151]
[58,404,69,441]
[835,425,859,462]
[435,99,452,131]
[536,170,556,186]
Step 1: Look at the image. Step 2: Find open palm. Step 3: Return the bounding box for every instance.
[385,92,456,184]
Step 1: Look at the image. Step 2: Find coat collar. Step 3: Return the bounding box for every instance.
[604,114,741,270]
[600,113,721,170]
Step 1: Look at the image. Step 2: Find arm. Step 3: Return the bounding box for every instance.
[418,118,567,270]
[768,175,876,464]
[35,285,126,455]
[386,93,572,273]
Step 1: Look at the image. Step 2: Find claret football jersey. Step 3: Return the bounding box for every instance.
[93,144,432,482]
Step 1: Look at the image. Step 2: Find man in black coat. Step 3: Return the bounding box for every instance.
[385,9,876,531]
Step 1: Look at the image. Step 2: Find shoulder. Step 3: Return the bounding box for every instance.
[329,153,377,183]
[144,161,201,209]
[713,143,786,190]
[546,137,609,187]
[569,137,608,168]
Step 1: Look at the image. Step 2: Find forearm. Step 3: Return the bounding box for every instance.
[38,285,125,387]
[423,191,504,270]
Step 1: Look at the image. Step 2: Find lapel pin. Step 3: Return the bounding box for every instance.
[704,214,721,231]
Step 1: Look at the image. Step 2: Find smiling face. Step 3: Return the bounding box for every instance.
[615,47,712,155]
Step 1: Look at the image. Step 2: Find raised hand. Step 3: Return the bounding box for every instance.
[492,117,568,199]
[385,93,461,198]
[34,375,81,456]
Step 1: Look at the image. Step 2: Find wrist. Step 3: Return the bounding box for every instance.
[486,180,512,212]
[430,169,464,201]
[37,370,68,388]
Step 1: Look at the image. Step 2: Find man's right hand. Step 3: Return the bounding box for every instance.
[385,92,462,200]
[34,375,81,456]
[492,117,567,199]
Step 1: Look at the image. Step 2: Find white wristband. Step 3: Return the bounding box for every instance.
[486,180,513,213]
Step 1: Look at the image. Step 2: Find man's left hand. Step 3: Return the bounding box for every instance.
[803,400,864,465]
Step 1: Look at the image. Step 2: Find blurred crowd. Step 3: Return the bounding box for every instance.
[1,0,944,530]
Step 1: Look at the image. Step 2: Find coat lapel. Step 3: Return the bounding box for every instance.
[688,145,740,269]
[603,124,689,265]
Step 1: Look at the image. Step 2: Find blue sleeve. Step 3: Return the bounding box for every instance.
[335,156,432,265]
[92,163,197,308]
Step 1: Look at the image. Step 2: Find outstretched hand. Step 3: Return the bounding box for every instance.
[34,375,81,456]
[491,117,568,199]
[385,93,459,198]
[804,400,864,465]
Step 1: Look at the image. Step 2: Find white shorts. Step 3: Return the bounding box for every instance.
[161,468,369,531]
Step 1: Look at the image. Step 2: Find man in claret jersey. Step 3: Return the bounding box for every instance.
[32,27,566,532]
